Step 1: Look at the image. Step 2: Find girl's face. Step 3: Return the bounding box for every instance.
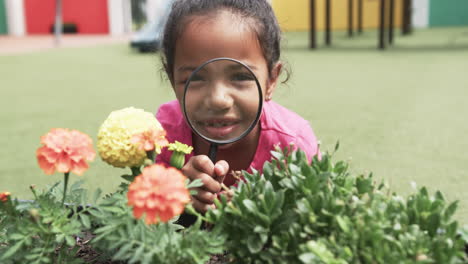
[183,59,261,141]
[173,11,280,141]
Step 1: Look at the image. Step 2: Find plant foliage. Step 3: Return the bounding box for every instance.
[205,145,467,264]
[89,179,225,264]
[0,182,93,264]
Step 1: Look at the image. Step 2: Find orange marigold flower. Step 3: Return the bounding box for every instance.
[36,128,96,176]
[127,164,190,225]
[130,129,169,154]
[0,192,11,202]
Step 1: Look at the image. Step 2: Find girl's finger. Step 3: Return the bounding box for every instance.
[197,173,221,193]
[193,188,215,204]
[191,155,215,175]
[214,160,229,183]
[191,197,215,213]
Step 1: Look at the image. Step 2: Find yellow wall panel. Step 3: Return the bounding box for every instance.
[273,0,402,32]
[273,0,310,31]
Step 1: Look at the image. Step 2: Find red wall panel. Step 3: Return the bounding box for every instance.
[63,0,109,33]
[25,0,109,34]
[24,0,54,34]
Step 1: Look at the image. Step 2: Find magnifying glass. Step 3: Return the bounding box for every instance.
[182,57,263,163]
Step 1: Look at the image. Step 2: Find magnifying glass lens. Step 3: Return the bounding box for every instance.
[184,59,261,143]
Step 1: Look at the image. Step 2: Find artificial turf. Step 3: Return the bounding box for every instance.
[1,26,467,222]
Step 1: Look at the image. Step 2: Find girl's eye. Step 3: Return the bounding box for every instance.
[231,73,255,82]
[178,74,205,85]
[190,74,205,82]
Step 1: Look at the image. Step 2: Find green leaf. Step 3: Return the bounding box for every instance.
[114,242,133,260]
[243,199,258,213]
[25,253,40,261]
[458,225,468,243]
[1,240,24,260]
[128,244,145,264]
[79,189,88,206]
[247,235,263,253]
[420,187,429,197]
[141,252,153,264]
[334,141,340,153]
[271,150,283,161]
[299,253,318,264]
[80,214,91,229]
[270,191,284,219]
[336,216,350,233]
[92,188,102,204]
[356,176,373,194]
[103,206,125,214]
[56,234,65,244]
[264,182,275,211]
[334,161,348,175]
[435,191,445,201]
[94,224,117,234]
[65,235,76,247]
[305,240,337,263]
[88,208,104,218]
[46,181,61,193]
[9,233,24,240]
[444,201,458,221]
[187,179,203,189]
[447,221,458,237]
[427,213,440,236]
[121,174,135,182]
[263,162,273,179]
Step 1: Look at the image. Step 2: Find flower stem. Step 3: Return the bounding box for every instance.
[62,172,70,206]
[30,185,39,201]
[221,183,230,192]
[170,152,184,169]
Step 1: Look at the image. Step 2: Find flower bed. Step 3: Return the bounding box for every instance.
[1,107,467,264]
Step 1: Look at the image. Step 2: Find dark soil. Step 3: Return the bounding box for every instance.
[74,232,230,264]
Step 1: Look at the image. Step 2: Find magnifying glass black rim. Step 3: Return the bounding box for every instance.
[182,57,263,145]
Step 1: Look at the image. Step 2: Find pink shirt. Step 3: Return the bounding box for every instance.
[155,100,320,186]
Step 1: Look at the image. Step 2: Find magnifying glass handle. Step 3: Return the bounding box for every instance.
[208,143,218,163]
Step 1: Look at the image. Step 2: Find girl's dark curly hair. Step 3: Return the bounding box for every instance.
[161,0,282,82]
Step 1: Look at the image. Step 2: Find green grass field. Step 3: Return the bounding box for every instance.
[1,27,467,223]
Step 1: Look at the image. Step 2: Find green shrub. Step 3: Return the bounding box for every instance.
[0,182,94,264]
[205,144,467,263]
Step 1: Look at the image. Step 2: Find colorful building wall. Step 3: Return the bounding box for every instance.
[429,0,468,27]
[0,0,7,34]
[24,0,109,34]
[272,0,403,31]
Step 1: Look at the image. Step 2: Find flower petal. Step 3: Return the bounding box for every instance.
[127,164,190,225]
[37,154,56,175]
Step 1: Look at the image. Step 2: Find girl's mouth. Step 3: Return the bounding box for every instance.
[197,120,239,139]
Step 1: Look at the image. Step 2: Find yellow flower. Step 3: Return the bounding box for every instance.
[168,141,193,169]
[97,107,164,168]
[167,141,193,154]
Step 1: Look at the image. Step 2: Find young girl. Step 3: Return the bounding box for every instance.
[155,0,320,214]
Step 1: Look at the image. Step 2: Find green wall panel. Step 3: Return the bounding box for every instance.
[0,0,8,34]
[429,0,468,26]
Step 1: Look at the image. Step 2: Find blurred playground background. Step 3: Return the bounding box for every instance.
[1,0,467,223]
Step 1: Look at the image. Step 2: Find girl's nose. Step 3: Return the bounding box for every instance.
[206,83,233,111]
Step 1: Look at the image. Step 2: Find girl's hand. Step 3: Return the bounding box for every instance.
[182,155,229,213]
